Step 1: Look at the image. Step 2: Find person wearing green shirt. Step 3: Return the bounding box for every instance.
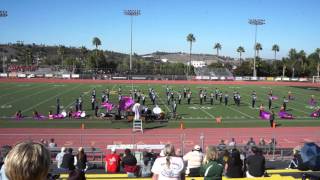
[200,146,223,180]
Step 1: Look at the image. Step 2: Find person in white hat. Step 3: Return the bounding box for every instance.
[183,145,204,176]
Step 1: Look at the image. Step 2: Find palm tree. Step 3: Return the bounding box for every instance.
[237,46,245,63]
[186,33,196,77]
[214,43,222,56]
[298,50,307,72]
[92,37,102,50]
[272,44,280,61]
[255,43,262,57]
[57,45,65,66]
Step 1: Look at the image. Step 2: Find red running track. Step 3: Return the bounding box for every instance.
[0,78,320,87]
[0,127,319,152]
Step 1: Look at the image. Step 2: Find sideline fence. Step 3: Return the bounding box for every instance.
[0,132,319,160]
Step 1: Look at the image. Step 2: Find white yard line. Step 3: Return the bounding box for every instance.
[21,84,81,113]
[0,83,46,98]
[1,85,58,106]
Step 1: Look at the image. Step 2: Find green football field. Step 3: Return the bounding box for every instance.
[0,81,319,128]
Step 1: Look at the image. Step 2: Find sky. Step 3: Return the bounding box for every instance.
[1,0,320,59]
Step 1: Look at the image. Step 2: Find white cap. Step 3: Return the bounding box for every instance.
[193,145,201,151]
[111,147,116,152]
[159,150,165,157]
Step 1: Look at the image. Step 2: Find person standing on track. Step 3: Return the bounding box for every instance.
[224,92,229,106]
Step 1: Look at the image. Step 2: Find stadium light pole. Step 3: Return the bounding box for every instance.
[249,19,265,77]
[123,9,141,77]
[0,10,8,73]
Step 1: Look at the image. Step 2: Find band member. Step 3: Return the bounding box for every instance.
[78,95,83,111]
[166,86,170,96]
[203,89,207,102]
[106,88,110,99]
[75,98,79,112]
[56,97,60,114]
[172,100,177,117]
[268,95,272,110]
[187,92,192,104]
[167,94,171,105]
[178,91,182,104]
[91,95,96,110]
[252,91,257,108]
[215,88,219,100]
[224,92,229,106]
[219,91,223,104]
[210,92,214,105]
[199,92,203,105]
[283,96,289,111]
[142,93,146,106]
[183,87,187,98]
[268,88,273,96]
[270,110,275,128]
[92,88,96,98]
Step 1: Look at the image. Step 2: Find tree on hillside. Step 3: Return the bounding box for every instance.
[214,43,222,56]
[237,46,245,63]
[57,45,66,66]
[255,43,262,57]
[92,37,102,50]
[186,33,196,77]
[272,44,280,61]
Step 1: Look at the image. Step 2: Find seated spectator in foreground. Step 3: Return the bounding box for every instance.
[151,144,185,180]
[56,147,67,169]
[183,145,203,177]
[225,148,244,178]
[228,138,236,147]
[200,146,223,180]
[246,137,256,147]
[61,148,75,171]
[48,138,57,148]
[288,146,309,170]
[217,139,227,151]
[105,148,120,173]
[139,151,153,177]
[258,138,266,146]
[0,145,12,169]
[246,146,265,178]
[3,141,51,180]
[121,149,138,177]
[68,169,86,180]
[75,147,88,171]
[0,145,12,180]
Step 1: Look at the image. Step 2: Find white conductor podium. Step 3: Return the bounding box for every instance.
[132,119,143,133]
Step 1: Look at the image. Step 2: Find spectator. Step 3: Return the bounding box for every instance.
[288,146,309,170]
[151,144,185,180]
[61,148,75,171]
[3,141,51,180]
[139,151,152,177]
[105,148,120,173]
[48,138,57,148]
[228,138,236,148]
[56,147,67,169]
[246,137,256,147]
[225,148,244,178]
[258,138,266,146]
[40,139,48,147]
[217,139,227,151]
[75,147,88,171]
[183,145,204,177]
[0,145,12,169]
[121,149,138,177]
[68,169,86,180]
[246,146,265,178]
[200,146,223,180]
[0,145,12,180]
